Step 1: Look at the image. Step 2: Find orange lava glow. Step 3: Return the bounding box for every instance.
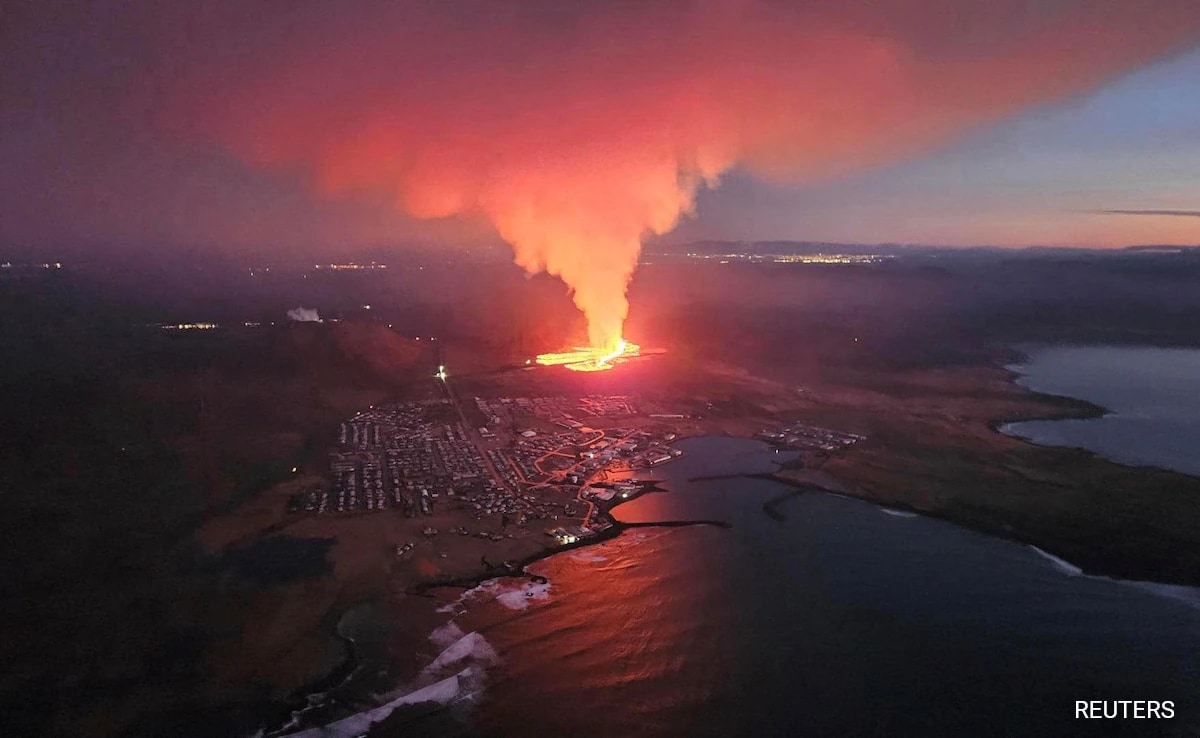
[537,339,641,372]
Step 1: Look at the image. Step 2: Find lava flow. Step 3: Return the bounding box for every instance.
[536,339,641,372]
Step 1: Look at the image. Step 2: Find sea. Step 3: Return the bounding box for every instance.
[1001,345,1200,476]
[359,431,1200,738]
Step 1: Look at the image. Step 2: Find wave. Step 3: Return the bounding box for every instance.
[1028,545,1200,610]
[435,580,496,615]
[1027,545,1083,576]
[422,631,499,675]
[496,579,552,610]
[281,668,473,738]
[275,627,500,737]
[429,620,467,649]
[439,576,554,614]
[878,507,919,519]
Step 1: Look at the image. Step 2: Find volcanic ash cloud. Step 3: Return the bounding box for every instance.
[168,0,1200,350]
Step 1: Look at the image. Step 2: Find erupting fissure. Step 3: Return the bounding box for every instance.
[536,339,641,372]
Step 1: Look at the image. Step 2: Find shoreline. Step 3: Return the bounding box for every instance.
[760,351,1200,587]
[270,476,733,736]
[1026,544,1200,611]
[987,351,1108,430]
[995,351,1200,478]
[756,466,1200,610]
[757,468,1200,588]
[747,455,1200,604]
[264,622,360,736]
[410,478,731,596]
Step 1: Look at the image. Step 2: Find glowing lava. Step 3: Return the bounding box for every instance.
[536,339,641,372]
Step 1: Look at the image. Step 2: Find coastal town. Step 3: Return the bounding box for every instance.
[287,393,691,550]
[286,379,871,562]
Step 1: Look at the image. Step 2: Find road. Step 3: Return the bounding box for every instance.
[437,376,512,492]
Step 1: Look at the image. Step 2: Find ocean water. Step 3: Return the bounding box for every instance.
[1002,345,1200,476]
[416,436,1200,738]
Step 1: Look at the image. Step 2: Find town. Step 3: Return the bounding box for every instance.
[755,421,865,452]
[288,393,687,547]
[286,383,873,555]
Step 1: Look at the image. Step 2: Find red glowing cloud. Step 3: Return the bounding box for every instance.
[162,1,1200,348]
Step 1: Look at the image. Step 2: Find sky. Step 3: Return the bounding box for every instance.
[673,45,1200,247]
[2,0,1199,260]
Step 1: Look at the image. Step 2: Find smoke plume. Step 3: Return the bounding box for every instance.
[164,1,1200,349]
[287,307,322,323]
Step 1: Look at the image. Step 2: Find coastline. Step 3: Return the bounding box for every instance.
[761,351,1200,587]
[270,475,734,736]
[409,478,727,594]
[264,618,360,735]
[988,349,1108,429]
[1026,544,1200,611]
[762,479,1200,612]
[993,348,1200,480]
[758,466,1200,590]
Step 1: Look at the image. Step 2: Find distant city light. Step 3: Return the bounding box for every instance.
[160,322,218,330]
[1,262,62,269]
[684,252,891,265]
[312,262,388,271]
